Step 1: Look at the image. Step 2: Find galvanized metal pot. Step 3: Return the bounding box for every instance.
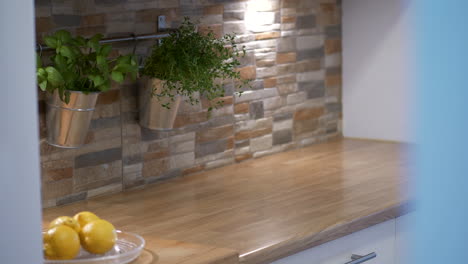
[46,90,99,148]
[139,78,181,130]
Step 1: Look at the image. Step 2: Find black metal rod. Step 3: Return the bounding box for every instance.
[36,32,170,52]
[344,253,377,264]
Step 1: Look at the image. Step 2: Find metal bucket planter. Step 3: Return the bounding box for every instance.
[139,78,181,130]
[46,90,99,148]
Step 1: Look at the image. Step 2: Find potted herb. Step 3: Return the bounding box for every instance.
[37,30,138,148]
[140,18,250,130]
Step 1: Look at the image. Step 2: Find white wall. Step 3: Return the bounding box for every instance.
[342,0,412,142]
[0,1,43,263]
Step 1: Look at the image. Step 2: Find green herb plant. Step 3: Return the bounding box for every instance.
[36,30,138,103]
[142,17,250,111]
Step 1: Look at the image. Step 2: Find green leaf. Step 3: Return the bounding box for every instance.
[37,68,47,79]
[36,53,42,68]
[97,80,111,92]
[117,55,132,64]
[89,75,105,87]
[44,36,58,49]
[39,80,48,91]
[100,44,112,57]
[54,54,68,70]
[72,36,86,46]
[111,71,124,83]
[59,46,75,60]
[54,30,72,43]
[113,63,136,74]
[87,34,103,50]
[96,55,108,72]
[45,66,64,87]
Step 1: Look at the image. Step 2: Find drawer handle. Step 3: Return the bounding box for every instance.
[344,252,376,264]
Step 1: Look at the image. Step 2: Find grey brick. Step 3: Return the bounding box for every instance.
[36,0,50,6]
[273,130,292,145]
[299,81,325,99]
[274,112,293,122]
[75,148,121,168]
[224,83,234,95]
[297,48,325,61]
[297,14,316,29]
[95,0,127,4]
[250,80,264,91]
[327,67,342,75]
[224,11,245,21]
[327,124,338,134]
[52,15,81,27]
[277,37,296,52]
[123,154,143,166]
[141,128,170,141]
[146,169,182,185]
[326,102,342,113]
[195,139,230,158]
[224,21,246,34]
[56,192,87,206]
[202,115,235,129]
[326,25,341,38]
[250,101,264,119]
[180,6,203,16]
[90,116,121,130]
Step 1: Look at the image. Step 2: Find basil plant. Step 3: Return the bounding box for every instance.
[37,30,138,103]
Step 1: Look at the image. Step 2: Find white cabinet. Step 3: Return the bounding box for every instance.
[271,219,397,264]
[395,213,412,264]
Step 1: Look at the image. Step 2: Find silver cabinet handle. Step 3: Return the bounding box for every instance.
[344,252,376,264]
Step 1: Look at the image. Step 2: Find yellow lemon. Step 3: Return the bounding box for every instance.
[43,225,81,260]
[49,216,81,233]
[73,211,100,228]
[80,219,117,254]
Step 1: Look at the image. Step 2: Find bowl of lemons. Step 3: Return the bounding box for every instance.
[43,211,145,264]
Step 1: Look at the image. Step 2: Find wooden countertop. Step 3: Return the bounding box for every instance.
[43,139,410,264]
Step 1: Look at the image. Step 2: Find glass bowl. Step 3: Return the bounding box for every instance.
[44,230,145,264]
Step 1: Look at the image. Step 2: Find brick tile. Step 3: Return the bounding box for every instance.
[82,14,105,26]
[325,39,342,54]
[294,119,319,135]
[203,5,224,15]
[255,31,281,40]
[97,89,120,105]
[237,66,257,80]
[294,107,325,121]
[264,77,277,88]
[235,153,252,162]
[281,16,296,23]
[196,125,234,143]
[234,103,249,114]
[75,147,121,168]
[183,164,205,176]
[277,52,297,64]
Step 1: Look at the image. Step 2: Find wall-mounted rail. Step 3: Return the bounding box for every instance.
[36,32,171,52]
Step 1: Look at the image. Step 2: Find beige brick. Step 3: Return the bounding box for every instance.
[255,31,281,40]
[277,52,297,64]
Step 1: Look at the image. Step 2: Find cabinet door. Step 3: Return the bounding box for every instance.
[395,213,413,264]
[271,219,396,264]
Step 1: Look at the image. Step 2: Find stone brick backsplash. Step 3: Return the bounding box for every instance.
[36,0,342,208]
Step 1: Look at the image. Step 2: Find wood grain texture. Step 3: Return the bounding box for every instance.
[131,239,238,264]
[43,139,410,264]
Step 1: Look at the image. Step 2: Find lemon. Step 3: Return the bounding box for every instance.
[43,225,80,260]
[80,219,117,254]
[73,211,100,228]
[49,216,81,233]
